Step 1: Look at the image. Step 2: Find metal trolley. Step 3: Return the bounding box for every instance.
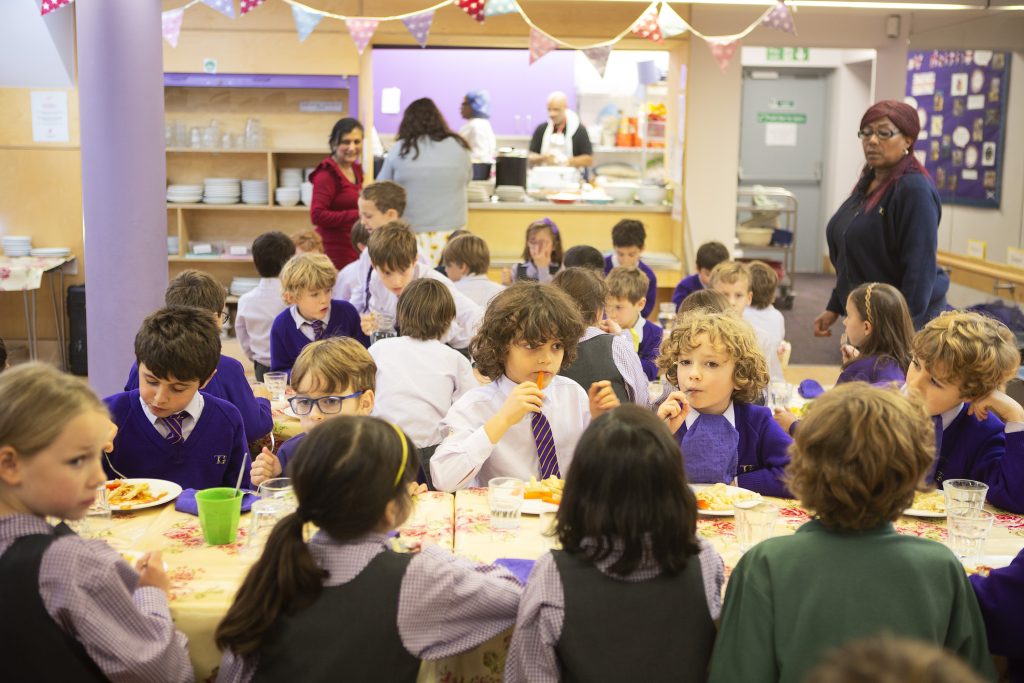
[735,186,798,310]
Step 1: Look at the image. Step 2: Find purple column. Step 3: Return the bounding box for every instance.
[77,0,167,396]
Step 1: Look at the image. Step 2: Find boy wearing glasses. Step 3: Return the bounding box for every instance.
[250,337,375,486]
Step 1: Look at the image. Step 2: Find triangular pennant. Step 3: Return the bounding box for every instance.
[40,0,73,16]
[529,27,559,65]
[583,46,612,78]
[402,11,435,48]
[457,0,486,24]
[484,0,517,16]
[658,3,689,39]
[291,4,323,42]
[631,3,664,43]
[707,39,739,72]
[240,0,266,16]
[762,1,797,35]
[202,0,235,19]
[346,18,379,55]
[162,9,185,49]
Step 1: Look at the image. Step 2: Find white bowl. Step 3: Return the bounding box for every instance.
[604,184,637,203]
[300,181,313,206]
[637,185,667,205]
[737,227,774,246]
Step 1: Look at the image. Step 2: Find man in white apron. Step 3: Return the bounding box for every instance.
[528,91,594,169]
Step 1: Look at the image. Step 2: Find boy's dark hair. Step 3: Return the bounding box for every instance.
[164,270,226,315]
[367,222,417,271]
[361,181,407,216]
[611,219,646,249]
[552,267,608,324]
[747,260,778,309]
[251,232,296,279]
[134,306,221,383]
[442,234,490,275]
[562,245,606,273]
[471,282,584,380]
[696,241,730,271]
[0,337,6,368]
[556,405,700,576]
[397,279,455,341]
[350,222,370,251]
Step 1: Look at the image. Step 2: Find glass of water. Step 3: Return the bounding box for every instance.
[369,313,398,346]
[263,372,288,403]
[734,499,778,552]
[488,477,525,531]
[69,485,112,538]
[246,478,298,552]
[946,506,994,565]
[768,382,794,412]
[943,479,988,512]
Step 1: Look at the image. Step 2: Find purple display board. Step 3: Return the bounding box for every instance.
[905,50,1010,208]
[371,48,577,136]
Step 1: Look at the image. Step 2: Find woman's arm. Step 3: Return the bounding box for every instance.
[892,177,942,328]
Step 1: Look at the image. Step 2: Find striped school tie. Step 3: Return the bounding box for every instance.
[531,412,560,479]
[160,412,189,445]
[309,319,326,340]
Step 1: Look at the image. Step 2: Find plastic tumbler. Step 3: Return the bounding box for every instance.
[488,477,525,530]
[196,487,243,545]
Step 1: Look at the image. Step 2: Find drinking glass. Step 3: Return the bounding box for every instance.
[943,479,988,512]
[189,127,202,149]
[946,507,994,565]
[369,313,398,346]
[258,477,297,507]
[657,302,676,331]
[69,485,113,538]
[734,500,778,552]
[540,510,560,550]
[246,479,297,552]
[488,477,525,531]
[768,382,794,412]
[263,372,288,402]
[647,379,667,405]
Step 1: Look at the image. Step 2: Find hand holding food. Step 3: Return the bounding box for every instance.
[250,447,282,487]
[657,390,691,433]
[135,551,171,593]
[588,380,620,417]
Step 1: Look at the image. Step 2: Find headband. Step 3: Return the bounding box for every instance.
[390,422,409,487]
[541,217,559,235]
[864,283,875,325]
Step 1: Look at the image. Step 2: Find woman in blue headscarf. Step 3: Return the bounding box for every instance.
[459,90,496,164]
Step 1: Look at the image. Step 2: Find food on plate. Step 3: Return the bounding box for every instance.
[525,476,563,505]
[695,483,759,511]
[964,563,993,577]
[106,480,167,509]
[910,490,946,513]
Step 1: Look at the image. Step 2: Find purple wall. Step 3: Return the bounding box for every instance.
[372,48,576,136]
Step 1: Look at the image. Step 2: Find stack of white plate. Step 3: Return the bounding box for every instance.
[467,181,492,203]
[2,236,32,257]
[203,178,241,205]
[275,186,300,207]
[230,277,260,296]
[167,236,180,255]
[241,179,269,205]
[30,247,71,257]
[279,168,304,188]
[495,185,526,203]
[167,184,203,203]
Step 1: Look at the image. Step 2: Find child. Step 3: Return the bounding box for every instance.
[562,245,605,273]
[290,230,323,255]
[805,636,989,683]
[505,405,724,682]
[970,548,1024,683]
[603,219,657,318]
[236,232,295,382]
[905,310,1024,513]
[676,288,731,318]
[105,306,250,490]
[838,282,913,384]
[360,224,482,350]
[0,363,192,680]
[215,416,522,682]
[269,253,367,374]
[602,266,663,381]
[708,383,996,683]
[442,233,505,308]
[124,269,273,444]
[369,279,477,487]
[434,228,470,280]
[503,218,562,285]
[553,267,649,406]
[250,337,375,486]
[656,311,790,496]
[332,221,369,302]
[743,260,787,383]
[431,282,619,491]
[709,261,752,316]
[672,240,730,310]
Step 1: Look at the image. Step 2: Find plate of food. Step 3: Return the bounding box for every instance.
[523,475,562,514]
[691,482,762,516]
[106,479,183,511]
[903,490,946,518]
[964,555,1015,577]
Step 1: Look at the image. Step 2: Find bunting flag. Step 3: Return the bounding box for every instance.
[658,3,689,39]
[202,0,235,20]
[162,9,185,48]
[484,0,517,16]
[291,4,322,42]
[457,0,486,24]
[762,1,797,35]
[631,3,664,43]
[528,27,559,65]
[708,39,739,72]
[240,0,266,15]
[402,11,435,48]
[582,46,612,78]
[40,0,73,15]
[345,18,378,55]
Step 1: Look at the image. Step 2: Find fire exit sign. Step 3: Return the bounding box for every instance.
[766,47,811,62]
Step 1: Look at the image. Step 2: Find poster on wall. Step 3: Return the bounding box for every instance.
[904,50,1010,209]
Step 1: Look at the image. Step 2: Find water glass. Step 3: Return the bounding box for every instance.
[258,477,297,507]
[69,486,113,538]
[946,507,994,565]
[658,302,676,330]
[943,479,988,511]
[488,477,525,531]
[734,500,778,551]
[246,481,297,552]
[768,382,794,411]
[647,379,667,405]
[189,126,202,149]
[263,372,288,402]
[540,510,560,550]
[369,313,398,346]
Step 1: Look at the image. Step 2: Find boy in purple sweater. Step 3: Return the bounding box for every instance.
[602,219,657,318]
[671,241,729,311]
[970,549,1024,683]
[905,310,1024,513]
[601,265,663,381]
[270,253,368,374]
[104,306,250,490]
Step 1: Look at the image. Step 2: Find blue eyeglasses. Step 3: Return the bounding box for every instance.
[288,391,365,415]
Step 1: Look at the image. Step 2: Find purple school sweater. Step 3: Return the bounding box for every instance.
[275,432,306,475]
[671,273,703,310]
[672,401,792,498]
[604,256,657,318]
[835,354,905,386]
[124,356,272,443]
[935,405,1024,514]
[970,549,1024,683]
[269,300,368,374]
[637,319,663,381]
[103,390,250,491]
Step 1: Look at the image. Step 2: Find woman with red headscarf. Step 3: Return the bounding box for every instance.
[813,100,948,335]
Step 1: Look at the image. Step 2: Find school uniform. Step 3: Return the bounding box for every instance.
[452,273,505,309]
[931,402,1024,514]
[124,355,272,443]
[970,548,1024,683]
[431,375,590,491]
[835,354,905,385]
[671,273,703,310]
[274,432,306,476]
[560,326,649,407]
[619,314,663,381]
[347,247,433,314]
[672,401,791,498]
[215,531,521,683]
[0,516,192,682]
[269,300,367,374]
[744,305,786,383]
[104,389,251,491]
[332,259,362,302]
[512,261,560,284]
[604,254,657,318]
[235,277,288,376]
[505,538,724,683]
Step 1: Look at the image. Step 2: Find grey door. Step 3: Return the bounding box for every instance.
[739,70,828,273]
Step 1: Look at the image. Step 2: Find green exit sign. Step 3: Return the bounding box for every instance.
[766,47,811,62]
[758,112,808,124]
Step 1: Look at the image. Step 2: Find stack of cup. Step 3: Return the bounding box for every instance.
[943,479,993,565]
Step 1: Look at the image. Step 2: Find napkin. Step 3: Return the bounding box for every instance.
[175,488,258,516]
[494,558,536,584]
[798,379,825,399]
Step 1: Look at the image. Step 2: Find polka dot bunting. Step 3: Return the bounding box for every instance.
[202,0,235,20]
[240,0,266,16]
[401,11,435,48]
[457,0,486,24]
[762,1,797,35]
[708,39,739,72]
[345,18,379,55]
[529,27,558,65]
[40,0,73,16]
[162,9,185,48]
[631,4,664,43]
[484,0,517,16]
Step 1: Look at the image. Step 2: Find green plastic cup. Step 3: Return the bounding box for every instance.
[196,487,243,545]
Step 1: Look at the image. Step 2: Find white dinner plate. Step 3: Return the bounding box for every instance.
[902,507,947,518]
[106,478,183,511]
[690,483,763,516]
[522,499,559,515]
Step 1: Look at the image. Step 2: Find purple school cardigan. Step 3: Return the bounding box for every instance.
[970,548,1024,683]
[834,354,905,386]
[637,319,663,381]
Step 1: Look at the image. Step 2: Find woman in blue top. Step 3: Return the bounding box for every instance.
[814,100,948,336]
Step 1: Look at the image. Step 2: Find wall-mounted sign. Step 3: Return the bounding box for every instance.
[766,47,810,62]
[757,112,807,124]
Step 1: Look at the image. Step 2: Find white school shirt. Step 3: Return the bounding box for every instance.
[289,304,332,342]
[431,374,591,492]
[744,305,786,383]
[452,273,505,309]
[235,278,288,365]
[369,336,479,447]
[365,263,483,349]
[333,259,362,302]
[348,246,433,313]
[140,391,204,441]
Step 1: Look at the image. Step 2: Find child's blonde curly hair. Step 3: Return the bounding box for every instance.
[657,311,768,403]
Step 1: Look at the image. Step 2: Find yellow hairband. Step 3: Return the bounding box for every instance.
[389,422,408,487]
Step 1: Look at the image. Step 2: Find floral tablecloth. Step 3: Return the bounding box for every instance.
[0,255,74,291]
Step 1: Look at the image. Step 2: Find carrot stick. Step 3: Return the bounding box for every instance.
[537,371,547,390]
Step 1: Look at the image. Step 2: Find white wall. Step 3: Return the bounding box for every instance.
[0,1,75,88]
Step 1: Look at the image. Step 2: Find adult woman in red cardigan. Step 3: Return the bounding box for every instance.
[309,118,364,269]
